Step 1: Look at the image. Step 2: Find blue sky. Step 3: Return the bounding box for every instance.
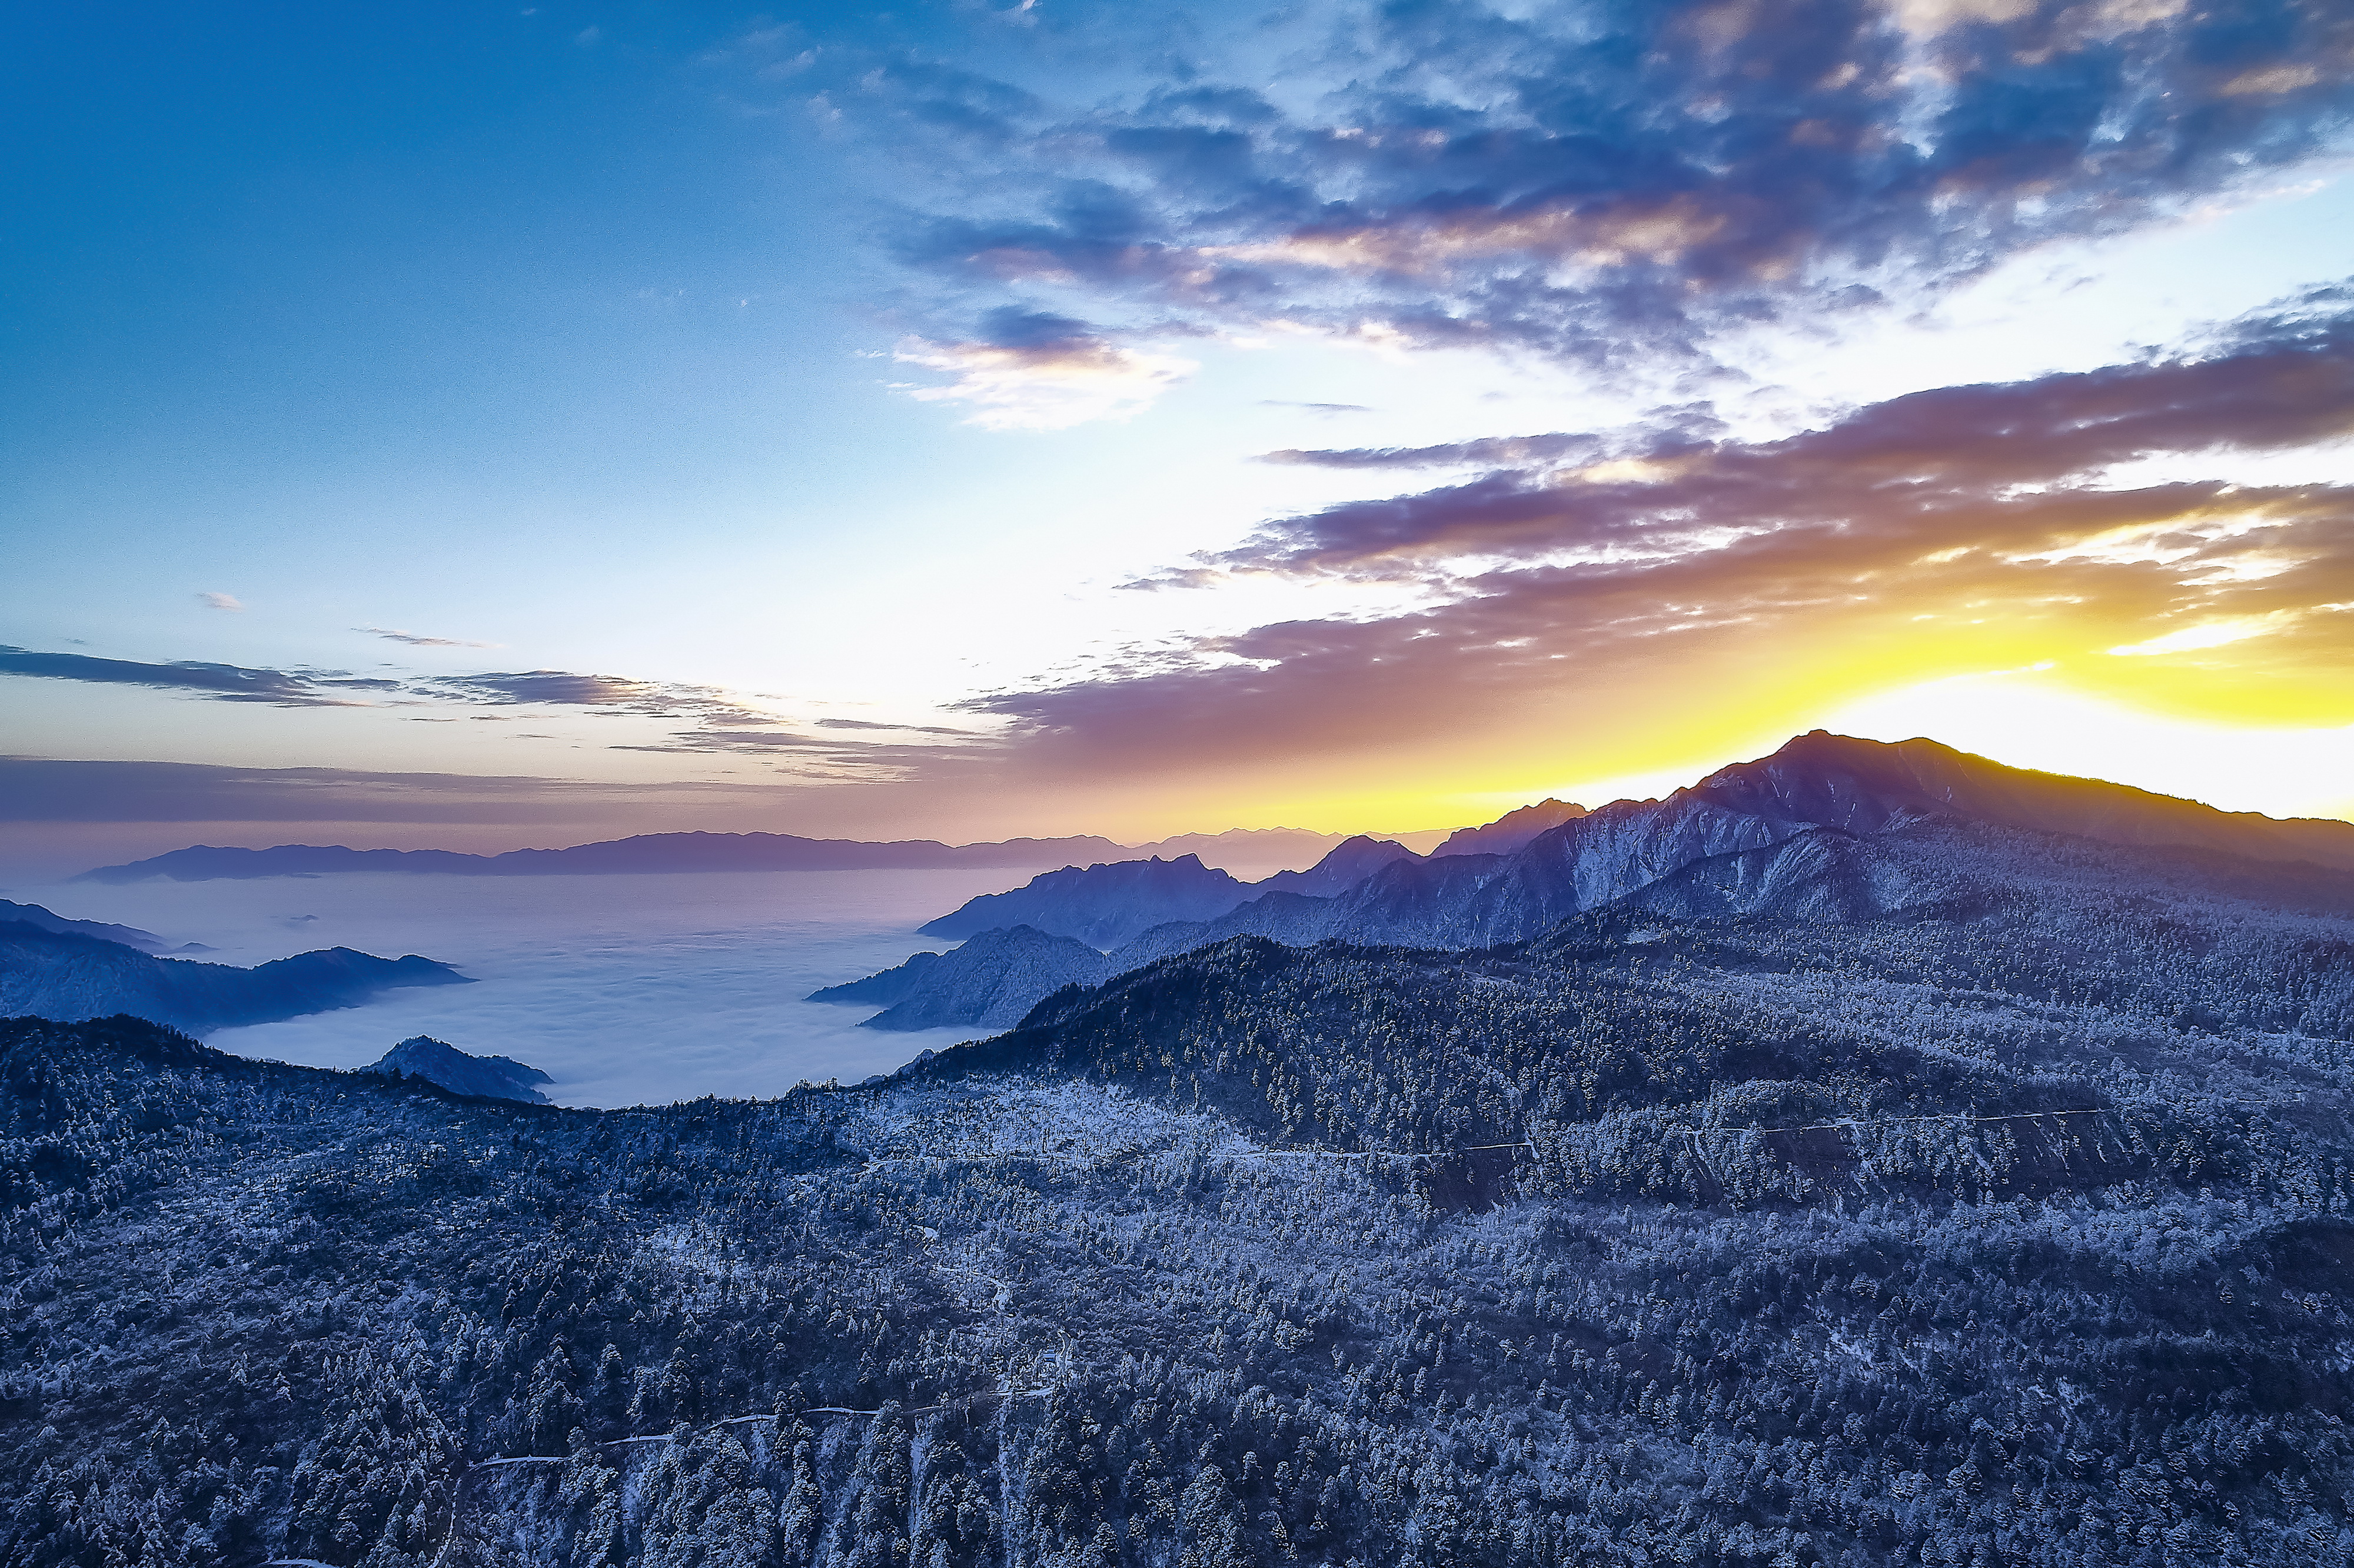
[4,0,2352,867]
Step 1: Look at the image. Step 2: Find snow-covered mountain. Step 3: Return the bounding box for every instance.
[822,731,2354,1033]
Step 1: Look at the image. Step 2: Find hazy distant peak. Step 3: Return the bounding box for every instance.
[1433,798,1590,858]
[1255,834,1424,898]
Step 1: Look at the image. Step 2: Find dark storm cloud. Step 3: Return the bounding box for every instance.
[864,0,2354,365]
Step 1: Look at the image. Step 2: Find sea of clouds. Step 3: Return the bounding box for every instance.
[8,868,1027,1107]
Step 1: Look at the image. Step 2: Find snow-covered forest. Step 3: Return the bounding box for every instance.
[6,838,2352,1568]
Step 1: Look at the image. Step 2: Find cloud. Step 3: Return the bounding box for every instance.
[0,757,803,825]
[358,626,501,648]
[198,592,244,612]
[889,310,1195,429]
[962,289,2354,774]
[425,671,684,708]
[814,717,982,736]
[0,643,986,781]
[850,0,2354,371]
[2107,609,2315,657]
[0,647,391,706]
[1225,288,2354,574]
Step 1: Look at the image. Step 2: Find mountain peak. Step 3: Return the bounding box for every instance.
[1684,731,2354,871]
[1434,797,1590,858]
[364,1036,553,1104]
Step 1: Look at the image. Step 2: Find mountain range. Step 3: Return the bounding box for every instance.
[818,731,2354,1032]
[7,726,2352,1568]
[0,916,470,1033]
[72,825,1442,884]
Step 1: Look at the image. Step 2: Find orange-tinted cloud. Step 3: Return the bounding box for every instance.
[968,292,2354,794]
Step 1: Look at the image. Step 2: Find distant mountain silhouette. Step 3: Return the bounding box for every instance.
[1255,835,1423,897]
[75,831,1139,884]
[0,922,470,1033]
[1124,827,1363,868]
[364,1036,553,1104]
[1431,797,1588,856]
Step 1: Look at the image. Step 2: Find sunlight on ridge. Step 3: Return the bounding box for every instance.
[1821,670,2354,823]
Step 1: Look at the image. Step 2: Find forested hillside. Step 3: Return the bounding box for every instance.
[8,802,2354,1568]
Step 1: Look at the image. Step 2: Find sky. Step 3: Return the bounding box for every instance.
[4,0,2352,871]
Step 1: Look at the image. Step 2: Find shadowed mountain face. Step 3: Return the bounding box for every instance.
[917,837,1435,956]
[918,854,1255,948]
[0,899,174,954]
[0,922,470,1033]
[808,926,1114,1031]
[1201,731,2354,952]
[918,825,2354,1170]
[364,1036,553,1104]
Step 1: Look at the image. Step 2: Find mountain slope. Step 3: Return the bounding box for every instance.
[840,733,2354,1035]
[1689,729,2354,868]
[364,1035,554,1103]
[1252,834,1422,896]
[0,898,174,953]
[0,922,470,1032]
[9,901,2354,1568]
[808,925,1113,1031]
[918,854,1254,947]
[1430,797,1588,856]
